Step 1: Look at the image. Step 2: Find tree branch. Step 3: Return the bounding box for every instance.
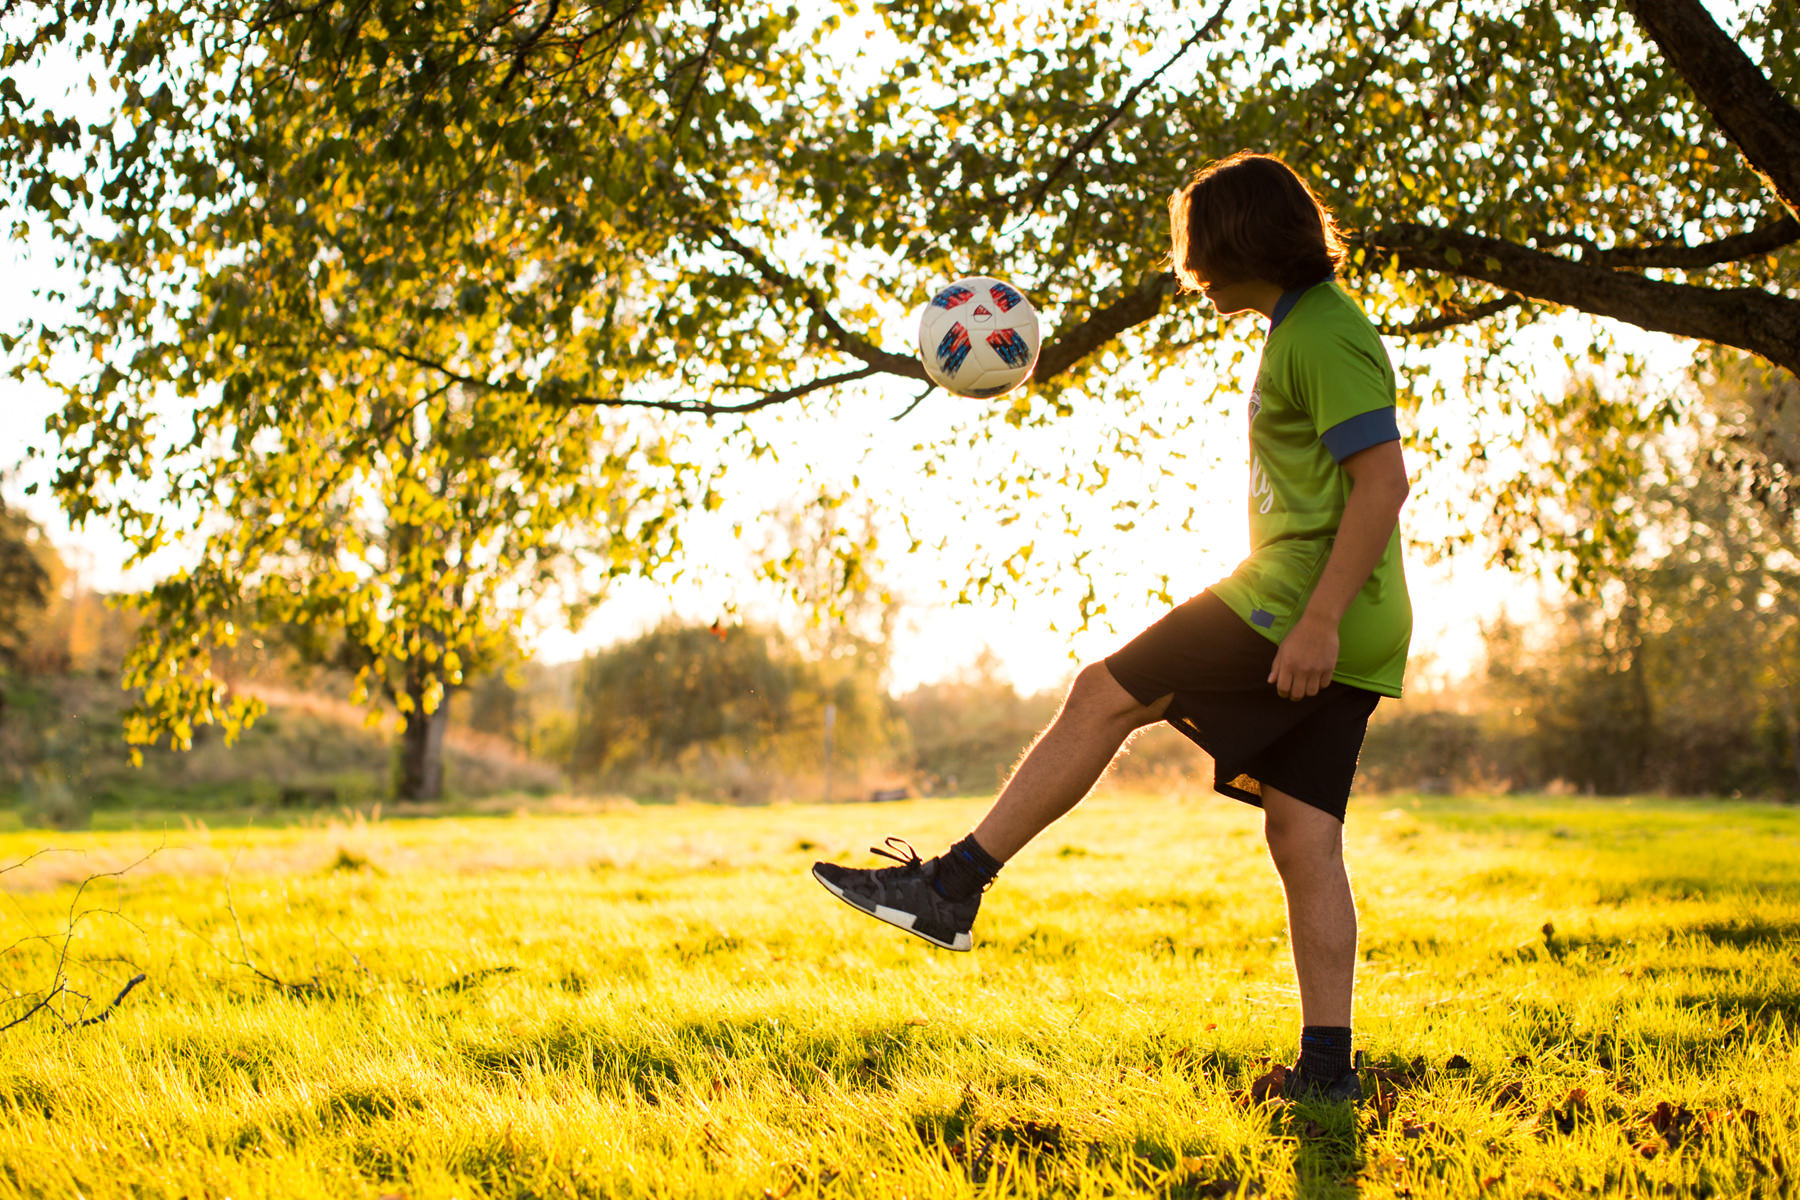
[70,972,147,1028]
[1381,293,1523,338]
[704,224,926,381]
[0,845,159,1034]
[1624,0,1800,219]
[1540,216,1800,269]
[1365,222,1800,377]
[495,0,567,99]
[546,364,889,414]
[1014,0,1234,218]
[1034,271,1181,385]
[669,0,724,152]
[354,328,890,416]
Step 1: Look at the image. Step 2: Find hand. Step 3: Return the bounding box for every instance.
[1269,615,1339,701]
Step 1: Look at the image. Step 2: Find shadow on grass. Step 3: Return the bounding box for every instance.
[1679,989,1800,1035]
[1288,1101,1363,1200]
[1680,917,1800,948]
[458,1012,965,1103]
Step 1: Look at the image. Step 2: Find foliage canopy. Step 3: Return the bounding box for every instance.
[2,0,1797,778]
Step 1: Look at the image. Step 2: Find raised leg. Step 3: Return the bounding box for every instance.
[970,663,1171,861]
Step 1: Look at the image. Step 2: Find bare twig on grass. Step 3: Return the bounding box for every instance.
[206,857,515,998]
[12,971,154,1032]
[436,965,520,994]
[220,870,332,997]
[0,842,163,1035]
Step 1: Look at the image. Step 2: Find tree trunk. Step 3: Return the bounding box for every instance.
[397,681,451,801]
[1617,589,1655,792]
[1624,0,1800,221]
[1774,678,1800,798]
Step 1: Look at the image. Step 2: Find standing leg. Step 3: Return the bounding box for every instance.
[1262,784,1358,1093]
[1261,784,1355,1022]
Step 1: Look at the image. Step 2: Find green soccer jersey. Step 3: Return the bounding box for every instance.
[1210,279,1412,697]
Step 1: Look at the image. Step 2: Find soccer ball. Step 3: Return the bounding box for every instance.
[917,276,1041,398]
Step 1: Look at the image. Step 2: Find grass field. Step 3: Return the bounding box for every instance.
[1,789,1795,1198]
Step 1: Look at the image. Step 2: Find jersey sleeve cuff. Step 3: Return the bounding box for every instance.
[1320,408,1401,463]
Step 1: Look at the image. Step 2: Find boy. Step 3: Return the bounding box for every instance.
[812,151,1410,1103]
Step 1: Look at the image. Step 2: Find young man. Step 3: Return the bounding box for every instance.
[812,151,1410,1103]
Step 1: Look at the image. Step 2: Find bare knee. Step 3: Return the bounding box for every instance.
[1063,662,1169,729]
[1264,809,1344,878]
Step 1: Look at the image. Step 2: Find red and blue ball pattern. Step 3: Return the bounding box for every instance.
[936,323,973,374]
[931,285,975,310]
[986,328,1032,367]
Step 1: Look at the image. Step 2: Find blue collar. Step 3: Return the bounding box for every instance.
[1268,275,1334,332]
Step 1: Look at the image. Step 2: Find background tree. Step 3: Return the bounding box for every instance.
[0,500,51,724]
[3,0,728,795]
[569,620,901,801]
[1478,357,1800,794]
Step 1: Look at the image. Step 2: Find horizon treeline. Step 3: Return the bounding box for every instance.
[3,356,1796,819]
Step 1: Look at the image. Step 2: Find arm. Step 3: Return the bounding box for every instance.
[1268,438,1410,701]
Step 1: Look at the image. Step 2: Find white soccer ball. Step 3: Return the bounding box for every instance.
[917,276,1041,398]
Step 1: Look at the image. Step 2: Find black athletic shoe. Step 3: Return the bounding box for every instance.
[1279,1067,1363,1105]
[812,837,982,952]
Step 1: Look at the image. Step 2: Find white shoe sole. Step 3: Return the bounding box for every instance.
[812,865,973,952]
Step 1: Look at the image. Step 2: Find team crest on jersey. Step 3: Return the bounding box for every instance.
[1248,384,1262,422]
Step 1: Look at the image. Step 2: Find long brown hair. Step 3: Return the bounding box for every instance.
[1168,151,1346,292]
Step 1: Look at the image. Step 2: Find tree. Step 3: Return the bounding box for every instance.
[0,500,51,722]
[4,0,724,795]
[1483,358,1800,794]
[4,0,1797,778]
[569,620,899,799]
[896,651,1059,795]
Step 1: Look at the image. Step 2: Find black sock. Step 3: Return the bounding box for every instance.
[1296,1026,1353,1083]
[930,833,1003,901]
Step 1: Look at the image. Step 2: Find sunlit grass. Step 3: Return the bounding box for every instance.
[1,790,1795,1197]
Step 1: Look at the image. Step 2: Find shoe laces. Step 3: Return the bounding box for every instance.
[869,836,924,869]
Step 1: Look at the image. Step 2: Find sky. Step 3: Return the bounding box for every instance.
[0,7,1677,701]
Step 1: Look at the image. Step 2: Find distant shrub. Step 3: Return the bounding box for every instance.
[16,767,92,831]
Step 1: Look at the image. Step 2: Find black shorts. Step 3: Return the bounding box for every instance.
[1104,590,1381,822]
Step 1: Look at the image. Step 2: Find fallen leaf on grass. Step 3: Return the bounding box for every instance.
[1249,1063,1290,1103]
[1491,1082,1526,1110]
[1638,1100,1761,1153]
[1540,1088,1591,1136]
[1010,1119,1063,1151]
[1703,1106,1758,1136]
[1175,1157,1251,1198]
[1646,1099,1696,1145]
[1364,1060,1428,1089]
